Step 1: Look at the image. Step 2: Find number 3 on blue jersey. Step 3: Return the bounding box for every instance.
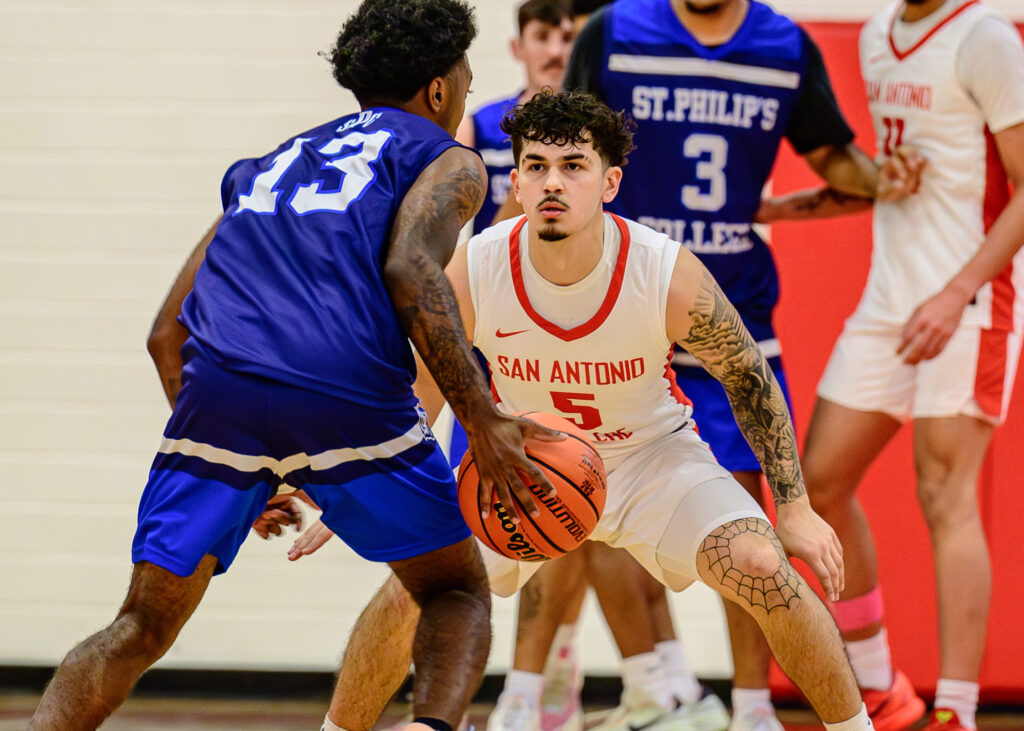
[682,133,727,212]
[236,129,393,216]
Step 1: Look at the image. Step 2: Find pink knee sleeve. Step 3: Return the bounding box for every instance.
[829,587,884,633]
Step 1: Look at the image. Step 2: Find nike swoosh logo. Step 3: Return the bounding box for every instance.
[495,329,528,338]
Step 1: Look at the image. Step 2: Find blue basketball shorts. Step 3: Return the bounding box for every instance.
[671,344,793,474]
[132,340,470,577]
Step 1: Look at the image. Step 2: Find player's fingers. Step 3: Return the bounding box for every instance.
[522,422,567,442]
[477,478,497,519]
[510,479,541,518]
[253,523,269,539]
[493,480,526,523]
[517,461,557,498]
[268,521,282,537]
[814,553,840,602]
[896,320,920,355]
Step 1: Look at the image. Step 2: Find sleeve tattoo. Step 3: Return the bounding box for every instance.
[390,164,490,421]
[683,271,806,504]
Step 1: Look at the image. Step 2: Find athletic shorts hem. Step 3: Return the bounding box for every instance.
[346,524,473,563]
[131,545,211,578]
[686,509,768,578]
[814,388,909,423]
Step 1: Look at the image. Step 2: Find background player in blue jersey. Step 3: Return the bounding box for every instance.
[28,2,561,730]
[547,2,914,730]
[456,0,575,235]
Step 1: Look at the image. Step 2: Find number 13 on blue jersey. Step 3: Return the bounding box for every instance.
[236,130,393,216]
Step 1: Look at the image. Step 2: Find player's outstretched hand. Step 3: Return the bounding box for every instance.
[288,519,336,561]
[876,145,926,202]
[252,494,304,539]
[898,285,972,364]
[466,411,566,523]
[774,499,844,601]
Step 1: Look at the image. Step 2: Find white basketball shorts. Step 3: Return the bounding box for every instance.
[817,312,1022,425]
[481,425,767,596]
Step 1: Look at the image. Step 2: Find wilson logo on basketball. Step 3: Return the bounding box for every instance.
[493,503,546,562]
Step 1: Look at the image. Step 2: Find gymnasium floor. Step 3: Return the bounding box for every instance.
[3,693,1024,730]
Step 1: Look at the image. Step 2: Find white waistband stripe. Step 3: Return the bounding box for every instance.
[672,338,782,367]
[608,54,801,89]
[158,421,426,479]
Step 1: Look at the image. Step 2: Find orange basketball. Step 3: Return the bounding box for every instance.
[457,411,607,561]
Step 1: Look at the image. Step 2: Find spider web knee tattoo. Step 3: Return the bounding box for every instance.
[700,518,801,613]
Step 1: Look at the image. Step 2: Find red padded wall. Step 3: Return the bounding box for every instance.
[765,22,1024,702]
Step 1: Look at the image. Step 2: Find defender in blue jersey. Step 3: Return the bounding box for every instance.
[30,3,561,731]
[538,2,895,730]
[456,0,575,234]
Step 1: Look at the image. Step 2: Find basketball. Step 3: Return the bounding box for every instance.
[457,411,607,561]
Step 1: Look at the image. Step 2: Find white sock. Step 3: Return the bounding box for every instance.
[824,703,873,731]
[655,640,702,704]
[622,651,675,709]
[935,678,979,729]
[731,687,773,718]
[503,669,545,705]
[845,629,894,691]
[321,716,347,731]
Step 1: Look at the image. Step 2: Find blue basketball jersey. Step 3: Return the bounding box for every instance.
[471,94,520,234]
[182,108,461,408]
[598,0,810,331]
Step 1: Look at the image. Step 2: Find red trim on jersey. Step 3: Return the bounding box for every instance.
[664,350,693,409]
[508,213,631,342]
[887,0,979,61]
[975,329,1009,418]
[974,127,1014,419]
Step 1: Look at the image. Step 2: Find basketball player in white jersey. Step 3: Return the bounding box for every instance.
[758,2,1024,729]
[278,90,876,731]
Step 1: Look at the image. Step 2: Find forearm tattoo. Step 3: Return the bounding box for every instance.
[390,164,489,419]
[684,272,805,504]
[700,518,802,613]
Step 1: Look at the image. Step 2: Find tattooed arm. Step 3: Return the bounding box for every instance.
[666,248,845,599]
[147,217,220,408]
[754,186,872,223]
[384,146,560,520]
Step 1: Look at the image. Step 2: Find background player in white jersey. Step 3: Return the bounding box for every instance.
[279,89,876,731]
[457,0,575,235]
[760,1,1024,730]
[28,2,566,730]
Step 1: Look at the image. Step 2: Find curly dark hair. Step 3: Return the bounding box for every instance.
[330,0,477,105]
[500,89,635,168]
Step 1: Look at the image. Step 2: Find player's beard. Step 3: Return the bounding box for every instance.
[538,226,569,242]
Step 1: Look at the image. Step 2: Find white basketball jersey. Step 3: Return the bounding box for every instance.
[859,0,1024,330]
[468,213,694,468]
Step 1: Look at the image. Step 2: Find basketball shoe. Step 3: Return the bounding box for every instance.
[923,709,969,731]
[657,689,730,731]
[862,669,926,731]
[488,691,543,731]
[589,688,670,731]
[727,706,783,731]
[540,648,583,731]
